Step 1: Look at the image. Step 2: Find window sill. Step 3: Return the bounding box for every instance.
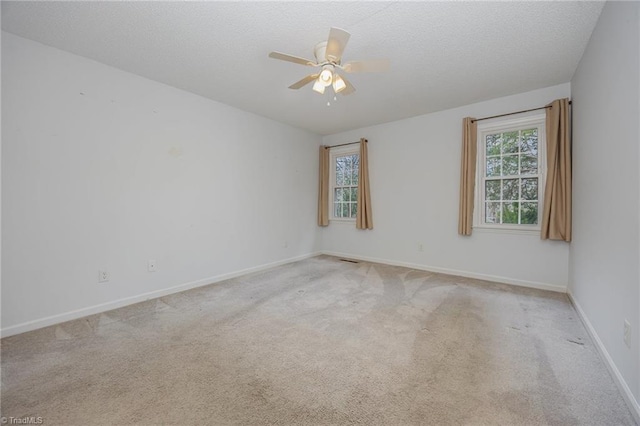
[330,218,356,224]
[473,226,541,236]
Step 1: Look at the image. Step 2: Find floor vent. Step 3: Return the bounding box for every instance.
[340,259,360,264]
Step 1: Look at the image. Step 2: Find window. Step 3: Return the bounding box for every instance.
[475,115,546,231]
[330,146,359,220]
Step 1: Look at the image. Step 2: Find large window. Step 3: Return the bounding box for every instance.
[475,115,546,231]
[330,146,359,220]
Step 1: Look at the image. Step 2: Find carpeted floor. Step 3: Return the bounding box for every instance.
[1,255,636,425]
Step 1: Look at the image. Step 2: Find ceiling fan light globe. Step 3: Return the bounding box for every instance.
[312,79,326,94]
[319,68,333,87]
[333,74,346,93]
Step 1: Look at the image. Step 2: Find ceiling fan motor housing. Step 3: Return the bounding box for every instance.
[314,41,332,64]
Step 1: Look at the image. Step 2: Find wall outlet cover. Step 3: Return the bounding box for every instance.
[98,270,110,283]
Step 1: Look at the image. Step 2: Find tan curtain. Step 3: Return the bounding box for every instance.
[541,98,571,241]
[356,138,373,230]
[458,117,477,235]
[317,145,329,226]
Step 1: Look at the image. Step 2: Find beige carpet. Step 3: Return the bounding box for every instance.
[1,255,635,425]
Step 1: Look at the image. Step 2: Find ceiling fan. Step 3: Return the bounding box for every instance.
[268,27,390,97]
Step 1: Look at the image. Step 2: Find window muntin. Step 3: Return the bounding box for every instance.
[476,116,545,231]
[330,147,359,220]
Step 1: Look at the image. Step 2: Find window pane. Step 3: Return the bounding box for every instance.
[521,202,538,224]
[502,179,518,200]
[337,157,349,173]
[334,202,341,217]
[502,155,518,175]
[344,164,352,181]
[340,188,351,202]
[338,157,349,185]
[345,188,352,202]
[485,180,501,200]
[521,178,538,201]
[486,134,501,156]
[344,172,352,185]
[485,202,501,223]
[335,188,342,203]
[486,157,501,177]
[520,128,538,155]
[521,155,538,174]
[341,203,349,217]
[503,131,519,154]
[352,202,357,217]
[350,188,358,202]
[502,202,519,224]
[352,155,360,186]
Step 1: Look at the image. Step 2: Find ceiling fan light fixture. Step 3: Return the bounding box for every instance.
[333,73,346,93]
[312,79,326,94]
[268,27,390,98]
[319,65,333,87]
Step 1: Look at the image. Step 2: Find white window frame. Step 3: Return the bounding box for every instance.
[329,145,360,222]
[474,114,546,234]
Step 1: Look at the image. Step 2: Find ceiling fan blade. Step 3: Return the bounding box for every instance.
[343,59,390,73]
[269,51,316,66]
[325,27,350,62]
[288,74,319,90]
[339,74,356,96]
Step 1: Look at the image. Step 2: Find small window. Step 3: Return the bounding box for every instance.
[330,146,360,220]
[475,115,546,231]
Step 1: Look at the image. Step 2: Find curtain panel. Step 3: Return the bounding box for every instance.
[317,145,329,227]
[458,117,477,235]
[541,98,572,241]
[356,138,373,230]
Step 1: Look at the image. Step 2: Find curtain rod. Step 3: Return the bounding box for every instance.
[324,139,367,149]
[471,101,572,123]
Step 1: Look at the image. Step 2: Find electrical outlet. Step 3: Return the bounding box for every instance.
[623,320,631,348]
[98,270,110,283]
[418,243,424,252]
[148,259,157,272]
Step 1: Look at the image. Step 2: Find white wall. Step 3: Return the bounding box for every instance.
[321,84,571,291]
[0,27,3,334]
[1,33,322,335]
[569,0,640,411]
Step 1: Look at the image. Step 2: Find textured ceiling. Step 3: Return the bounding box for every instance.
[1,1,603,135]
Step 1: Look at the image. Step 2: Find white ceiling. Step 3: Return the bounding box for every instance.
[2,1,603,135]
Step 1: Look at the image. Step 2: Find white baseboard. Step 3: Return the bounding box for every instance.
[321,251,567,293]
[1,252,321,338]
[567,292,640,424]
